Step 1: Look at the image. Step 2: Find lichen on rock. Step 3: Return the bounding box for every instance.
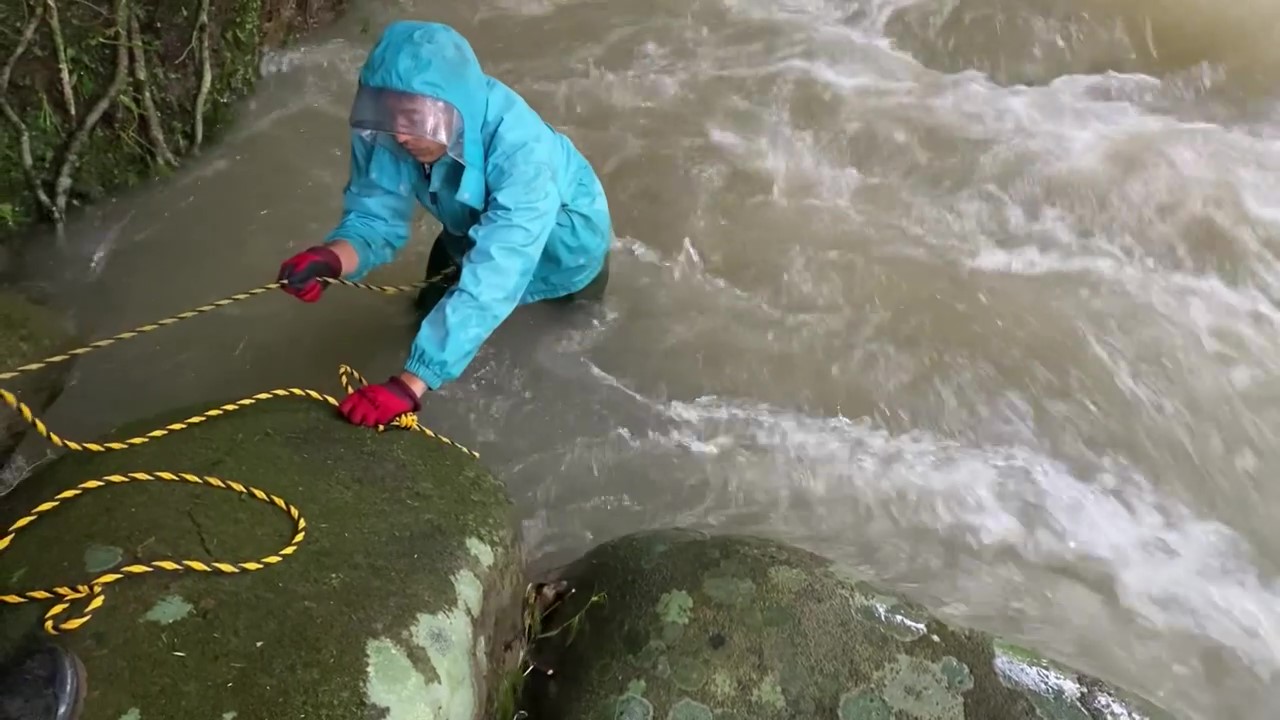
[520,529,1174,720]
[0,396,523,719]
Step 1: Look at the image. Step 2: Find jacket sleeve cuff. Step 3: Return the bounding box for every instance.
[323,225,380,281]
[403,353,448,391]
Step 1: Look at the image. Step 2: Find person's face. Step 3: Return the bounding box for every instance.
[394,133,447,164]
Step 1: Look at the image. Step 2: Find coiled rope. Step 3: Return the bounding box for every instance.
[0,275,473,634]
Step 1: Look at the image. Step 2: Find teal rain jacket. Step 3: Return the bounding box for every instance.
[325,21,612,389]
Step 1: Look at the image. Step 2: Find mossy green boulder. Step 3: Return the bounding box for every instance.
[0,396,524,719]
[523,529,1171,720]
[0,290,74,469]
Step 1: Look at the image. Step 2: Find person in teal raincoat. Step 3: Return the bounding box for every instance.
[275,20,613,427]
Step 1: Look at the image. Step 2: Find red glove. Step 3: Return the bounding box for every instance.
[339,377,422,427]
[277,245,342,302]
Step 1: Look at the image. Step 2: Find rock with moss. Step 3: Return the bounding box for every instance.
[0,396,524,719]
[522,529,1172,720]
[0,289,74,469]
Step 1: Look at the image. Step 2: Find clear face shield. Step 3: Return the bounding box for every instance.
[348,84,465,165]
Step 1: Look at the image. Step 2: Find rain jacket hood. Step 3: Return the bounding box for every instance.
[356,21,486,207]
[324,21,613,391]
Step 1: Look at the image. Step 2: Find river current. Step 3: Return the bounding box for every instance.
[7,0,1280,717]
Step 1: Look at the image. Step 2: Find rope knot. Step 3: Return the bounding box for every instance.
[42,584,105,635]
[375,414,419,434]
[64,584,93,599]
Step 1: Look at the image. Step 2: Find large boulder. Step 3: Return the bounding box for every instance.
[0,397,524,719]
[0,289,74,473]
[523,529,1172,720]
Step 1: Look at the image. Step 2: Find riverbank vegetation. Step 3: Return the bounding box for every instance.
[0,0,345,240]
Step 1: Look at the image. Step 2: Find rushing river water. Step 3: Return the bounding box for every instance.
[6,0,1280,717]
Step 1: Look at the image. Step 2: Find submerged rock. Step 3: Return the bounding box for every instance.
[523,529,1171,720]
[0,290,74,472]
[0,397,523,719]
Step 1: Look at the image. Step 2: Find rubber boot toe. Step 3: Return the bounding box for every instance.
[0,643,86,720]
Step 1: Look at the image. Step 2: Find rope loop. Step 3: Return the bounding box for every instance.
[0,274,472,634]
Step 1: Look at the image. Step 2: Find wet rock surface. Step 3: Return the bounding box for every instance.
[0,397,523,719]
[523,529,1172,720]
[0,290,74,473]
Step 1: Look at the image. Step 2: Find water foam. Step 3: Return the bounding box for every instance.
[583,363,1280,681]
[222,4,1280,716]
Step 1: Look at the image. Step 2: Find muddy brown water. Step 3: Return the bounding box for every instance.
[5,0,1280,717]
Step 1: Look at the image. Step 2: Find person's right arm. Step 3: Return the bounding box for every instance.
[322,131,417,279]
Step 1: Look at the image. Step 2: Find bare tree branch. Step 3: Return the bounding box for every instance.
[0,1,39,102]
[191,0,211,152]
[0,0,55,221]
[128,11,176,167]
[51,0,130,225]
[44,0,76,122]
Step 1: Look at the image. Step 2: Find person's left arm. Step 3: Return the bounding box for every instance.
[402,152,559,391]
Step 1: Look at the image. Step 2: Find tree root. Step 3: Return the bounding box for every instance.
[44,0,76,123]
[50,0,131,226]
[0,0,56,222]
[518,581,606,679]
[191,0,211,152]
[128,11,177,167]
